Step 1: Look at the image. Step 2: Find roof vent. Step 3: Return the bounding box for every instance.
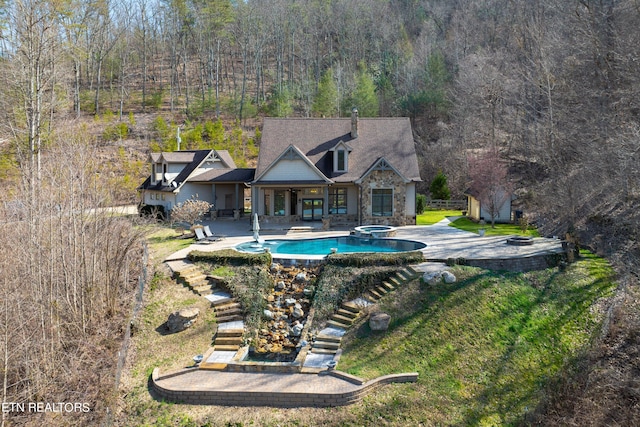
[351,107,358,139]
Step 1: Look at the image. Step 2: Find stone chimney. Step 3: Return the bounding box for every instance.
[351,107,358,139]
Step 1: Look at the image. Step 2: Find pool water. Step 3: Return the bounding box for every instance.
[236,236,425,256]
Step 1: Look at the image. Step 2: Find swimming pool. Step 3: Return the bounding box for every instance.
[236,236,426,256]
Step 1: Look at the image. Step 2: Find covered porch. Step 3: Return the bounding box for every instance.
[251,184,359,227]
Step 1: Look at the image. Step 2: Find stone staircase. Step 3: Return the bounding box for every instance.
[209,296,244,351]
[175,264,214,296]
[361,266,419,304]
[309,266,420,356]
[213,325,244,351]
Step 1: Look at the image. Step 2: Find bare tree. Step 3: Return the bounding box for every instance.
[468,148,512,227]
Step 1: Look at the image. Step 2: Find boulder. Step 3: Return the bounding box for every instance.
[442,271,457,284]
[423,271,442,286]
[295,272,307,281]
[275,281,286,290]
[285,298,297,306]
[369,312,391,331]
[292,304,305,319]
[167,307,200,333]
[291,322,304,336]
[263,309,274,320]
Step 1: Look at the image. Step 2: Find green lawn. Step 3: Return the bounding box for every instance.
[337,252,616,425]
[144,225,194,263]
[449,216,540,236]
[416,209,463,225]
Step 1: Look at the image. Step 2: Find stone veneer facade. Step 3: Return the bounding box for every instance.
[360,169,412,226]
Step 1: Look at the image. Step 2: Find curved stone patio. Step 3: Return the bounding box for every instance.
[152,367,418,407]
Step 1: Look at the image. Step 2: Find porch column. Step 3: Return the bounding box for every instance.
[235,183,239,210]
[251,185,259,215]
[211,185,217,209]
[323,186,329,216]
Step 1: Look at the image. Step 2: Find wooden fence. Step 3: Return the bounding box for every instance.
[426,199,467,210]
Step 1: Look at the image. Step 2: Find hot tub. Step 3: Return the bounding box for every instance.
[353,225,398,238]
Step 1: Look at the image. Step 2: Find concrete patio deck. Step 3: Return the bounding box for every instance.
[165,217,564,268]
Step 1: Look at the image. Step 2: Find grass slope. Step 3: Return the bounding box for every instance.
[337,252,615,425]
[119,246,615,426]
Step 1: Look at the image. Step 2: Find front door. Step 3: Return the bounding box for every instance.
[302,198,323,221]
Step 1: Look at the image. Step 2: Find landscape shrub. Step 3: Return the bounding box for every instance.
[188,249,271,266]
[416,194,427,214]
[326,251,423,267]
[138,204,166,220]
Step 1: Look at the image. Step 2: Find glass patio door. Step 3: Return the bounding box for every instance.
[302,199,323,221]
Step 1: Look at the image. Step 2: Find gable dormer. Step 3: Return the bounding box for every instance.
[329,140,353,174]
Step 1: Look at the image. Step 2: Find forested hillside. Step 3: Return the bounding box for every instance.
[1,0,639,425]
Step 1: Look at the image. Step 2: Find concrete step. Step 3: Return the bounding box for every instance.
[215,302,242,312]
[341,301,361,314]
[211,297,236,307]
[380,281,395,291]
[315,334,342,343]
[216,314,243,323]
[178,268,205,278]
[310,347,338,355]
[404,266,420,277]
[213,344,240,351]
[216,329,244,337]
[396,270,412,281]
[374,285,388,295]
[215,337,243,346]
[312,340,340,350]
[363,292,379,303]
[326,319,350,329]
[336,308,358,320]
[193,282,213,291]
[389,276,402,287]
[331,313,355,325]
[176,264,198,275]
[216,309,243,318]
[184,274,208,284]
[368,288,383,299]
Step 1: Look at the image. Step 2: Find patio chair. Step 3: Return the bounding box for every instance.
[203,225,224,242]
[194,227,214,243]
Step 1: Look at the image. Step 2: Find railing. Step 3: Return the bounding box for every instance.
[426,199,467,210]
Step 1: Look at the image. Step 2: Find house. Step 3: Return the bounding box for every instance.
[252,109,422,226]
[465,187,513,224]
[139,109,422,227]
[138,149,254,218]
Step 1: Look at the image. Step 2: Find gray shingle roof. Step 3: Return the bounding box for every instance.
[256,118,421,183]
[139,149,249,191]
[190,168,255,183]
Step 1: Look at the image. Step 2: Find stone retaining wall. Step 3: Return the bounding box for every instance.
[151,368,418,407]
[432,252,566,273]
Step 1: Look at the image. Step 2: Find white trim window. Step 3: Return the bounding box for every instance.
[372,188,393,216]
[335,149,347,172]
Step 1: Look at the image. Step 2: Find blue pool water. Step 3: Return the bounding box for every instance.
[236,236,426,256]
